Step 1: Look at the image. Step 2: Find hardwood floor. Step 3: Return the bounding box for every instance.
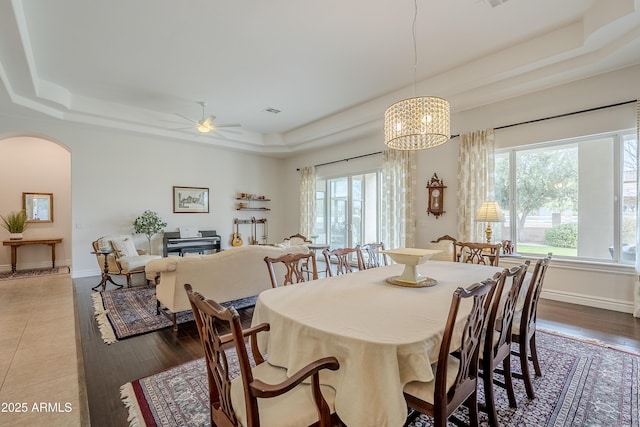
[74,275,640,426]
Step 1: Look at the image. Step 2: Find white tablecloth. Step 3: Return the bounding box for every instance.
[252,260,504,427]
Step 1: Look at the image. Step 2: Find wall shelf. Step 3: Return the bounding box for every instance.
[236,195,271,211]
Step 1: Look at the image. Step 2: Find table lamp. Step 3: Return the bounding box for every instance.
[476,201,504,244]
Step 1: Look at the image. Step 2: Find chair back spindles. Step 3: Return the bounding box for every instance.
[264,252,318,287]
[322,247,359,276]
[454,241,501,266]
[356,243,388,269]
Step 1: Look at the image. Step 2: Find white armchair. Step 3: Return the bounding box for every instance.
[92,235,161,286]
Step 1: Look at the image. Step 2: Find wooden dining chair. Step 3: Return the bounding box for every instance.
[264,252,318,287]
[454,241,501,266]
[184,284,342,427]
[403,277,498,427]
[322,247,359,276]
[356,242,388,269]
[282,233,312,246]
[479,261,530,427]
[425,235,458,261]
[511,253,552,399]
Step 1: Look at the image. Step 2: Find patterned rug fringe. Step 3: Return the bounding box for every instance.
[93,286,257,344]
[0,266,70,281]
[120,383,144,427]
[92,292,117,344]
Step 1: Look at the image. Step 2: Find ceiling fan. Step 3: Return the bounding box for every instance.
[167,101,241,134]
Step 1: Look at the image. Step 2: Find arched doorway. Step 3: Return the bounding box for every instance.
[0,136,72,271]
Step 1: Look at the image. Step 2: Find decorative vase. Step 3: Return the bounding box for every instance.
[9,233,23,240]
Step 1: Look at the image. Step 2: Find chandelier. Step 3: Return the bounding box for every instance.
[384,0,450,150]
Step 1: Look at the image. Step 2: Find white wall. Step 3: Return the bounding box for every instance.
[283,64,640,313]
[0,119,286,277]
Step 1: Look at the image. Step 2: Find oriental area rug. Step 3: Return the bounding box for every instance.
[120,330,640,427]
[93,285,257,344]
[0,266,70,281]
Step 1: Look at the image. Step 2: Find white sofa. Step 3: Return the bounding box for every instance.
[145,244,310,331]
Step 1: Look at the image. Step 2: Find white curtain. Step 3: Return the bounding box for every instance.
[381,149,417,249]
[299,166,316,239]
[634,100,640,317]
[456,129,496,242]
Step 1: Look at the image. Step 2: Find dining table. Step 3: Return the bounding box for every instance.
[252,260,516,427]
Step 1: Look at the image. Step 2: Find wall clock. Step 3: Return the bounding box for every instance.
[426,173,446,218]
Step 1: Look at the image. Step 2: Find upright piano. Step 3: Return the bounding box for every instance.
[163,230,222,257]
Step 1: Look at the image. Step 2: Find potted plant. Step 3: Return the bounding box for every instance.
[133,210,167,255]
[1,210,28,240]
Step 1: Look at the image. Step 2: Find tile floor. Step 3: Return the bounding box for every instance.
[0,274,83,427]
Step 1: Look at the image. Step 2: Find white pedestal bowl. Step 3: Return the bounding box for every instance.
[381,248,442,287]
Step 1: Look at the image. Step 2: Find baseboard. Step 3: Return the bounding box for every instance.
[72,268,102,279]
[541,289,634,314]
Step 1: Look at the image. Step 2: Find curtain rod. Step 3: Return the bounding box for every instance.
[296,99,637,170]
[297,151,383,171]
[449,99,637,139]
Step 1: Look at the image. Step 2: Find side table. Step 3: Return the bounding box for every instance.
[91,250,123,291]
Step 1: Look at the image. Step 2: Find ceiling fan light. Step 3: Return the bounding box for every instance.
[196,124,211,133]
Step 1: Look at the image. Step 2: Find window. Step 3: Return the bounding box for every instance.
[314,171,380,248]
[495,130,637,263]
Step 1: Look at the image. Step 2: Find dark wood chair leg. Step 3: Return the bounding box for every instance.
[502,357,517,407]
[483,368,499,427]
[530,333,542,376]
[156,299,161,315]
[467,392,479,427]
[518,336,536,399]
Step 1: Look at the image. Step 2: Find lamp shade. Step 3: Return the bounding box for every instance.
[476,201,504,223]
[384,96,450,150]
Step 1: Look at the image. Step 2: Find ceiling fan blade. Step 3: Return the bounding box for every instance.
[201,115,216,127]
[214,123,241,128]
[161,119,193,125]
[176,113,198,124]
[215,128,241,134]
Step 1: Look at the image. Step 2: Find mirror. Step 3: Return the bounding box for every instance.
[22,192,54,223]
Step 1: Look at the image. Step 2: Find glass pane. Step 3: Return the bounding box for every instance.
[622,133,638,262]
[494,152,510,245]
[514,138,615,260]
[317,171,380,251]
[351,175,363,247]
[313,187,326,244]
[328,177,348,248]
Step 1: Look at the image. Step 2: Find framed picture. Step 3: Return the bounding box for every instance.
[173,186,209,213]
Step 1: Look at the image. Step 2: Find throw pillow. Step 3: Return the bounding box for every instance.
[110,237,138,257]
